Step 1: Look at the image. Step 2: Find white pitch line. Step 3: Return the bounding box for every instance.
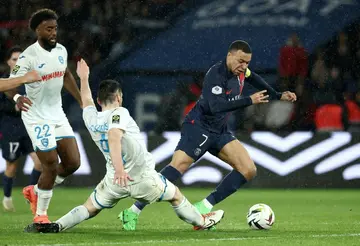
[11,233,357,246]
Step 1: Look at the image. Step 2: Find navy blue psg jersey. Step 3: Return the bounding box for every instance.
[185,60,282,133]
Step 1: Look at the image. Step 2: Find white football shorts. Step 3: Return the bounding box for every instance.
[23,117,75,152]
[90,170,176,209]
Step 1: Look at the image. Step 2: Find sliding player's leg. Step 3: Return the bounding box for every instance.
[164,183,225,230]
[24,178,122,233]
[124,171,224,230]
[119,123,212,230]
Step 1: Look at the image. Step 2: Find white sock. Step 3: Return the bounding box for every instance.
[3,196,12,201]
[36,189,53,216]
[56,205,90,231]
[54,176,65,186]
[203,198,213,210]
[172,197,204,226]
[130,204,141,215]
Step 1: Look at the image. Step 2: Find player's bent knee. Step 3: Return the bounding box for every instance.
[5,161,17,175]
[161,180,177,202]
[235,160,257,181]
[84,197,101,218]
[242,163,257,181]
[167,186,184,206]
[65,157,81,174]
[169,151,193,174]
[169,159,191,174]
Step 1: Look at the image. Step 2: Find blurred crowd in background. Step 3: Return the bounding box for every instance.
[0,0,184,72]
[0,0,359,133]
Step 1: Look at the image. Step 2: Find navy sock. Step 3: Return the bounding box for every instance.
[30,169,41,185]
[206,170,247,206]
[3,175,14,198]
[159,165,182,183]
[134,165,182,211]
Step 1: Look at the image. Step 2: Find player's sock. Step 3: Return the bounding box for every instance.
[206,170,247,206]
[36,188,53,216]
[56,205,89,231]
[54,175,65,186]
[133,165,182,211]
[30,169,41,185]
[202,198,214,210]
[172,197,203,226]
[3,175,13,198]
[134,200,147,211]
[160,165,182,182]
[130,204,141,215]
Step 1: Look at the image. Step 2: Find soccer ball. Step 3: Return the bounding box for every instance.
[246,203,275,230]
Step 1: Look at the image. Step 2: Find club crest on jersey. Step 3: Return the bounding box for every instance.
[112,115,120,124]
[11,65,20,75]
[212,86,222,95]
[194,148,201,156]
[41,138,49,147]
[58,56,64,64]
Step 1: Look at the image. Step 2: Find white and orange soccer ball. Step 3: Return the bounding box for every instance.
[246,203,275,230]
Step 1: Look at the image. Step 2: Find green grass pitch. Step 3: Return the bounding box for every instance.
[1,188,359,246]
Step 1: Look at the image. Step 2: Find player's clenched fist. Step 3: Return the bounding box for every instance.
[250,90,269,104]
[24,70,41,83]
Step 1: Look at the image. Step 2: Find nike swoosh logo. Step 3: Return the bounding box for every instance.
[204,219,216,228]
[226,90,232,95]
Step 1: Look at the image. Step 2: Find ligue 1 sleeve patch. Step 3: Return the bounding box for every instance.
[245,68,251,78]
[11,65,20,75]
[212,86,223,95]
[112,114,120,124]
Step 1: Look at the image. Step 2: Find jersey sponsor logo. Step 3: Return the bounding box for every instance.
[112,115,120,124]
[58,56,64,64]
[11,65,20,75]
[38,63,45,68]
[211,86,222,95]
[41,71,65,81]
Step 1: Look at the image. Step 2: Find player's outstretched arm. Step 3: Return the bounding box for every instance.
[76,59,95,108]
[204,70,263,113]
[246,70,283,100]
[0,70,41,92]
[64,66,82,107]
[247,70,296,102]
[108,128,133,187]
